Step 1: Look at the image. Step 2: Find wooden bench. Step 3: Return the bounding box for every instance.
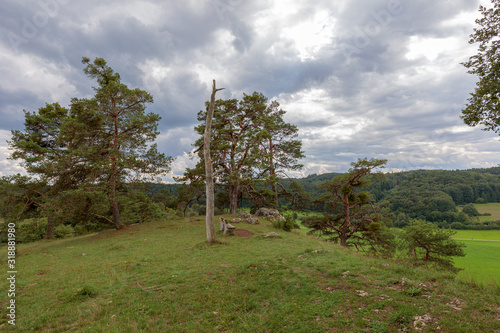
[220,217,236,236]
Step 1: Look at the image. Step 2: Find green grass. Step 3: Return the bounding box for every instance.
[1,216,499,332]
[451,230,500,286]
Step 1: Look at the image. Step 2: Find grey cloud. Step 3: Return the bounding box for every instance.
[0,0,494,179]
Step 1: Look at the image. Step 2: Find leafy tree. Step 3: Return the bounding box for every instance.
[7,57,173,233]
[306,158,390,251]
[184,92,303,213]
[402,220,466,270]
[7,102,98,237]
[462,0,500,133]
[69,57,173,229]
[285,180,312,211]
[250,98,304,206]
[462,203,480,217]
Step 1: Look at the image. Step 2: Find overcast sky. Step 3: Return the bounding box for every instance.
[1,0,498,181]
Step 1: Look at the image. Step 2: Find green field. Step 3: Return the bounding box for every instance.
[2,216,499,332]
[474,202,500,221]
[451,230,500,286]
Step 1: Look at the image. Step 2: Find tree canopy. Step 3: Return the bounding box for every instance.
[462,0,500,133]
[181,92,304,213]
[5,57,173,235]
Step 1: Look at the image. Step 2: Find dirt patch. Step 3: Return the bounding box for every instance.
[19,244,42,254]
[234,229,254,238]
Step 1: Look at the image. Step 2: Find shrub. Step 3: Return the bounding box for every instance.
[271,215,298,232]
[54,224,75,239]
[15,219,47,243]
[402,220,466,270]
[450,222,465,230]
[462,203,480,217]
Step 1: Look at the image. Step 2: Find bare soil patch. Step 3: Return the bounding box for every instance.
[234,229,254,238]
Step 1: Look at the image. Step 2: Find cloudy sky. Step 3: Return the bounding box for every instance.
[0,0,498,181]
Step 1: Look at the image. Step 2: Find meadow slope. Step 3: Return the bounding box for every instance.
[2,216,499,332]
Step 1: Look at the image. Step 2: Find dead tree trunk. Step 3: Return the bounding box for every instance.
[204,80,224,244]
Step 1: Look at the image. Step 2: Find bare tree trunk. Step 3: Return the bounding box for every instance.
[205,80,224,244]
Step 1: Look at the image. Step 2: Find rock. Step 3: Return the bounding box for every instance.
[244,217,259,224]
[239,211,251,218]
[267,214,285,222]
[263,232,281,238]
[446,298,464,311]
[342,271,350,277]
[231,218,242,223]
[356,290,369,297]
[413,314,433,331]
[255,208,280,217]
[401,277,412,286]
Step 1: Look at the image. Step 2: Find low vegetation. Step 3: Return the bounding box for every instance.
[1,216,499,332]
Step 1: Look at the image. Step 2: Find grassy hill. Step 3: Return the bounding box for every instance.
[2,216,499,332]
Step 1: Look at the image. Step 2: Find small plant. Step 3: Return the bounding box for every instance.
[370,321,389,333]
[406,286,422,297]
[271,215,298,232]
[70,285,98,301]
[391,309,415,324]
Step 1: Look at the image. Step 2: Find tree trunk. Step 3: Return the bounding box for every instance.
[340,194,350,247]
[205,80,223,244]
[45,216,56,239]
[271,181,278,208]
[109,99,125,230]
[109,168,125,230]
[110,196,125,230]
[228,182,240,214]
[269,139,278,208]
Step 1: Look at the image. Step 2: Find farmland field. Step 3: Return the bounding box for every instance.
[452,230,500,286]
[472,202,500,221]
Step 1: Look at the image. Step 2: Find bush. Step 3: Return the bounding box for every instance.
[462,204,480,217]
[450,222,465,230]
[271,215,299,232]
[13,219,47,243]
[54,224,75,239]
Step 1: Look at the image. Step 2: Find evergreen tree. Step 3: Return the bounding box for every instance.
[462,0,500,133]
[7,57,173,232]
[183,92,303,213]
[306,158,391,252]
[403,220,466,270]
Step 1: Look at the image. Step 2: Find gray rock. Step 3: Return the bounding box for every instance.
[263,232,281,238]
[255,208,280,217]
[243,217,259,224]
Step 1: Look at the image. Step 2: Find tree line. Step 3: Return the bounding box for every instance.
[0,58,305,242]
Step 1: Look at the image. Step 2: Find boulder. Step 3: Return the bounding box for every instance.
[263,232,281,238]
[255,208,280,217]
[243,217,259,224]
[239,211,251,219]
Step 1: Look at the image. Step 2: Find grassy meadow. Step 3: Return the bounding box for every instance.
[1,216,499,332]
[474,202,500,221]
[451,230,500,286]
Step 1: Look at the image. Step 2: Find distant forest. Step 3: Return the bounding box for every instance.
[155,166,500,230]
